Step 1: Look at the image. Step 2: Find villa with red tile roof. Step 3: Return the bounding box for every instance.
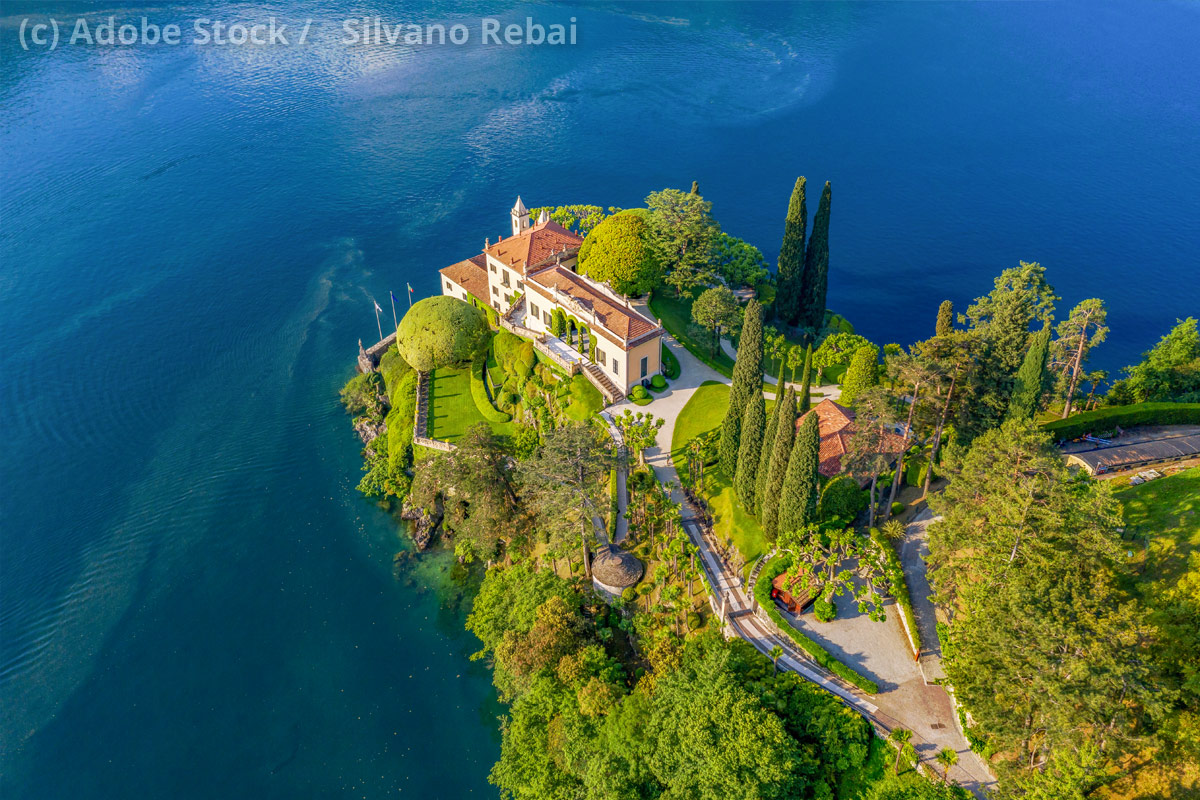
[439,198,664,399]
[798,399,908,481]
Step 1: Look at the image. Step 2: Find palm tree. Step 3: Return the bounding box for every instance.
[935,747,958,784]
[880,519,906,543]
[769,645,783,674]
[889,728,914,775]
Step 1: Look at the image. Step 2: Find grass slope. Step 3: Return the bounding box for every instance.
[1116,466,1200,588]
[670,381,769,563]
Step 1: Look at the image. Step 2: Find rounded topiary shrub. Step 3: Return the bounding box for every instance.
[891,501,905,516]
[687,611,702,630]
[397,296,488,371]
[621,587,636,603]
[498,390,517,408]
[814,597,837,623]
[631,385,649,400]
[650,374,668,390]
[820,475,868,523]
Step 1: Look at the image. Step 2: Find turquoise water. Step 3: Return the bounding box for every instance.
[1,2,1197,796]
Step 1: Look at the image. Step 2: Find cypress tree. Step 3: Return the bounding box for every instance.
[775,177,807,325]
[1007,325,1051,420]
[734,394,766,509]
[839,344,879,406]
[754,392,783,512]
[777,412,821,538]
[936,300,954,337]
[800,181,832,330]
[760,387,797,540]
[690,180,700,195]
[719,299,764,476]
[798,344,813,413]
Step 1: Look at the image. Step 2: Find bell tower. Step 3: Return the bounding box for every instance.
[511,196,530,237]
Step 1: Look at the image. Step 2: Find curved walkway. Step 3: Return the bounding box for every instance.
[605,300,995,797]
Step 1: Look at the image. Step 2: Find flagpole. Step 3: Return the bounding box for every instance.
[407,283,413,309]
[374,300,383,342]
[389,291,398,333]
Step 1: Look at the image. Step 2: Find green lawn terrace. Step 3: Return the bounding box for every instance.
[1116,466,1200,591]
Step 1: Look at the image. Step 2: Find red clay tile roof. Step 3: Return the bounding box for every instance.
[797,399,907,478]
[439,254,489,305]
[527,265,660,344]
[485,220,582,275]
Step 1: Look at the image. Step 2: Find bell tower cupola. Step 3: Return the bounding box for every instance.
[511,196,530,237]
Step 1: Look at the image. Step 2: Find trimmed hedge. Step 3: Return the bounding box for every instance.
[470,353,512,423]
[650,374,668,391]
[1043,402,1200,441]
[754,558,880,694]
[661,343,681,379]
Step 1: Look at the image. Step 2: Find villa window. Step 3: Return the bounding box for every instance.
[516,280,523,291]
[462,293,468,301]
[597,349,606,367]
[490,264,496,273]
[502,271,511,288]
[530,302,540,319]
[640,356,648,378]
[492,286,498,296]
[543,311,551,326]
[504,294,511,305]
[445,281,452,291]
[612,359,619,376]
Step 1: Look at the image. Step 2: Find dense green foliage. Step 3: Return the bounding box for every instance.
[754,385,784,510]
[1006,325,1050,420]
[340,370,383,417]
[712,232,770,289]
[928,419,1166,786]
[1108,317,1200,404]
[775,176,807,325]
[819,475,867,524]
[734,393,766,509]
[1042,401,1200,440]
[839,344,880,405]
[577,210,661,296]
[660,343,680,379]
[719,299,764,476]
[472,347,514,423]
[469,560,882,800]
[691,285,740,358]
[1049,298,1108,416]
[812,332,871,384]
[935,300,954,337]
[777,412,821,537]
[397,295,489,371]
[798,344,814,413]
[799,181,832,330]
[760,388,797,539]
[644,188,720,294]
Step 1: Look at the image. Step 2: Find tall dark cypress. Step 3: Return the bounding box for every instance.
[734,393,766,509]
[760,387,797,541]
[718,300,764,476]
[936,300,954,337]
[801,181,832,330]
[754,393,783,513]
[690,180,700,195]
[798,344,813,413]
[777,412,821,538]
[775,177,807,325]
[1007,325,1051,420]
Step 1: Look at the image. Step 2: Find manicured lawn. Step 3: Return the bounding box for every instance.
[428,366,514,443]
[564,373,604,420]
[649,290,736,377]
[670,381,770,563]
[1116,466,1200,589]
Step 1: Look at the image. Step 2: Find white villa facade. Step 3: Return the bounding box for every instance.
[439,198,663,400]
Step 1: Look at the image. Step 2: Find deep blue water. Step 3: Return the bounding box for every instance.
[1,1,1197,797]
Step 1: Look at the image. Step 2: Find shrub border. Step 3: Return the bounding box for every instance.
[1043,402,1200,441]
[471,352,513,423]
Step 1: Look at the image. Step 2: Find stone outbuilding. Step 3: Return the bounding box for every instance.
[591,544,644,599]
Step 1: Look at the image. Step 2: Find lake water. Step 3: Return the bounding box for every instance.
[2,2,1197,796]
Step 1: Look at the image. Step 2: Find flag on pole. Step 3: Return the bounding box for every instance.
[372,299,384,342]
[406,282,414,308]
[374,300,383,314]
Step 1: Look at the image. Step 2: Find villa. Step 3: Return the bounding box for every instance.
[440,197,664,401]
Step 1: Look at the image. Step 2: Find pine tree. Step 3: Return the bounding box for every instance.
[800,181,831,330]
[839,344,879,406]
[754,392,783,512]
[936,300,954,337]
[774,177,807,325]
[798,344,813,413]
[761,387,797,540]
[734,394,766,509]
[777,412,821,538]
[719,299,764,475]
[1008,325,1051,420]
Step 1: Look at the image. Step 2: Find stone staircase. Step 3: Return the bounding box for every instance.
[583,361,624,404]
